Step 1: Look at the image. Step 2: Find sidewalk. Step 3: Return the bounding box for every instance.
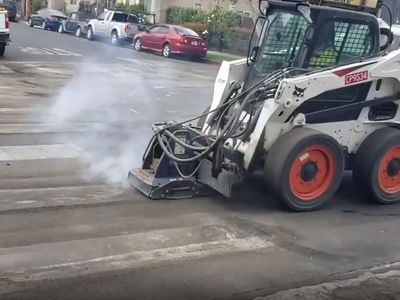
[255,265,400,300]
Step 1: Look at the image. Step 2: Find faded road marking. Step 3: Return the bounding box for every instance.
[19,47,81,56]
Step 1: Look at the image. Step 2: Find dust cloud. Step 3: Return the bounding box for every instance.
[46,56,158,186]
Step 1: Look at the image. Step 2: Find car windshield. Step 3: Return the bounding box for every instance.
[247,11,309,85]
[174,27,199,37]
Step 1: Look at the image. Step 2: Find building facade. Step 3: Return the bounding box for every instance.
[142,0,257,23]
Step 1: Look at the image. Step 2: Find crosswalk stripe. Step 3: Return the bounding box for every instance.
[0,224,273,284]
[0,65,14,74]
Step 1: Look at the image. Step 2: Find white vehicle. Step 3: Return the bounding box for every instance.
[86,9,155,46]
[129,0,400,212]
[0,7,9,57]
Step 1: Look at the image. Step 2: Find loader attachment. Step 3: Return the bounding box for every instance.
[128,167,211,199]
[128,123,241,200]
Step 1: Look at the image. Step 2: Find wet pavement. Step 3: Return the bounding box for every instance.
[0,21,400,300]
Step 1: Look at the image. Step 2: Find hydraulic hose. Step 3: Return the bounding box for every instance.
[156,69,287,164]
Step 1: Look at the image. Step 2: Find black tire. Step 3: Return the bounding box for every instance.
[87,26,94,40]
[0,44,5,57]
[58,23,63,33]
[75,26,82,38]
[28,18,33,27]
[162,43,171,58]
[265,127,344,212]
[196,106,211,128]
[134,38,142,51]
[111,31,119,46]
[353,127,400,204]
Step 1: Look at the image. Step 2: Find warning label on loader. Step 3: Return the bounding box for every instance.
[345,71,368,85]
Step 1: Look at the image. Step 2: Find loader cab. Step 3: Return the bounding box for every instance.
[247,0,381,86]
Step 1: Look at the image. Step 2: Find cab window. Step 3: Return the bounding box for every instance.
[112,13,128,22]
[257,12,309,75]
[308,20,373,68]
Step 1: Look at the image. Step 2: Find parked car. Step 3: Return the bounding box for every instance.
[87,9,155,46]
[0,0,16,22]
[0,7,10,57]
[134,25,208,59]
[28,9,68,31]
[58,11,95,37]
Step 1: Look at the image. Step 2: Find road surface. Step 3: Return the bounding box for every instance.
[1,22,400,300]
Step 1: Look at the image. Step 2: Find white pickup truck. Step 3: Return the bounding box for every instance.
[86,10,155,46]
[0,7,10,57]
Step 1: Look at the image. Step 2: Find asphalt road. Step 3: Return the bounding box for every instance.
[1,21,400,300]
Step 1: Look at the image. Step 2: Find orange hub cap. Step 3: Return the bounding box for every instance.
[289,146,335,201]
[378,146,400,194]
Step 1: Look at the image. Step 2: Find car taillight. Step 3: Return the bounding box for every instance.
[5,13,9,29]
[125,24,131,33]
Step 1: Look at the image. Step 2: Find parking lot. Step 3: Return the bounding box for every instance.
[1,21,400,300]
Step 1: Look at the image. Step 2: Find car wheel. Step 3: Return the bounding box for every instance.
[58,24,64,33]
[28,18,33,27]
[134,38,142,51]
[75,27,81,37]
[162,43,171,58]
[111,31,119,46]
[87,26,94,40]
[0,44,5,57]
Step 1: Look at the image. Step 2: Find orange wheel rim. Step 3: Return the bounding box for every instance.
[378,146,400,194]
[289,146,335,201]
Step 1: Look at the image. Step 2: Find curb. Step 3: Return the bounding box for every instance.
[204,59,222,65]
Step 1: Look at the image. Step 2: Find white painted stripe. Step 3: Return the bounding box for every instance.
[2,236,272,282]
[0,65,14,74]
[0,144,88,179]
[116,56,160,67]
[129,108,140,114]
[0,144,86,161]
[0,185,127,212]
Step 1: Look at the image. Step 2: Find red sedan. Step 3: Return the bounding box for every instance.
[133,24,208,59]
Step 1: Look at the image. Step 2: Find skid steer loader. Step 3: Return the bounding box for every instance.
[129,0,400,211]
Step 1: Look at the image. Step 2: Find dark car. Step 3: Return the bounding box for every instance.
[0,0,16,22]
[134,24,207,59]
[58,11,95,37]
[28,9,68,31]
